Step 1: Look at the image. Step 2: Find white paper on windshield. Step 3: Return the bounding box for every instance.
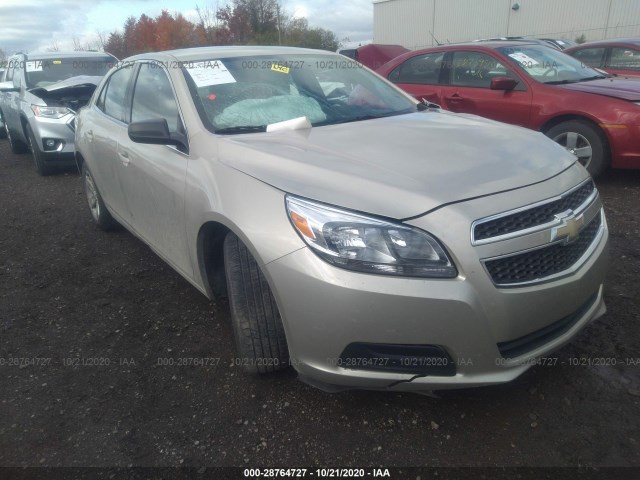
[266,116,312,133]
[508,52,539,66]
[26,61,43,72]
[185,60,236,87]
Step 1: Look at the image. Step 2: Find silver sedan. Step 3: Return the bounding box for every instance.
[75,46,608,393]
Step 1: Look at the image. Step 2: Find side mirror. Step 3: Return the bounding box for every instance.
[490,76,519,91]
[128,118,186,151]
[0,81,19,92]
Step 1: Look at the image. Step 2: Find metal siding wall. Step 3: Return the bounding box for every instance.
[607,0,640,39]
[508,0,612,40]
[432,0,510,47]
[374,0,640,49]
[374,0,435,48]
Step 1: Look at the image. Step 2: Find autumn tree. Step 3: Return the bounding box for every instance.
[104,2,339,58]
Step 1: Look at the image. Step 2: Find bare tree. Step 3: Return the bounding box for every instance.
[47,40,60,52]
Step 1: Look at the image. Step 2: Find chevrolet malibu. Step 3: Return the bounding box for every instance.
[75,47,609,393]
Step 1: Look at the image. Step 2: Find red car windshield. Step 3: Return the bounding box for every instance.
[497,46,606,84]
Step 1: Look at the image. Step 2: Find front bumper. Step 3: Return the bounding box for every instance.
[28,114,77,166]
[263,166,609,392]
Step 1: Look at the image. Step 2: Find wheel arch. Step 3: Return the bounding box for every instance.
[197,220,232,300]
[539,114,610,151]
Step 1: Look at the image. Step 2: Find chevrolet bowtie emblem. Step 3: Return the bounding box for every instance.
[551,211,585,244]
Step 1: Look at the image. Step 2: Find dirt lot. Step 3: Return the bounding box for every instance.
[1,138,639,475]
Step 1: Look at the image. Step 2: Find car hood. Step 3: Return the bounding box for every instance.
[557,77,640,101]
[29,75,103,95]
[218,111,577,219]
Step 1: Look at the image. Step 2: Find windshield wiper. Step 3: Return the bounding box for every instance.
[543,79,577,85]
[545,75,605,85]
[214,125,267,135]
[322,110,412,126]
[576,75,606,82]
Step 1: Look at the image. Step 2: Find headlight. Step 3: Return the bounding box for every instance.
[31,105,70,119]
[286,196,457,278]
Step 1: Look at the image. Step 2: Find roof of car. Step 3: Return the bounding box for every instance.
[14,51,116,60]
[423,41,543,50]
[567,38,640,48]
[125,46,337,63]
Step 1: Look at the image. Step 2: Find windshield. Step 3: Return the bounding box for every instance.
[497,45,605,84]
[182,54,417,133]
[26,58,115,88]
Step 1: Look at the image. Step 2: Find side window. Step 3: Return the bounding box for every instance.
[572,48,605,68]
[450,51,517,88]
[608,47,640,71]
[101,65,135,122]
[131,63,183,135]
[389,53,444,84]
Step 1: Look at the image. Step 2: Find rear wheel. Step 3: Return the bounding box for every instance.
[25,124,51,176]
[82,163,119,230]
[223,232,289,374]
[6,123,28,154]
[546,120,608,177]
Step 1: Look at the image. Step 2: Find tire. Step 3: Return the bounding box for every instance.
[0,115,6,139]
[82,163,119,231]
[545,120,609,177]
[5,123,28,154]
[25,124,52,176]
[223,232,289,374]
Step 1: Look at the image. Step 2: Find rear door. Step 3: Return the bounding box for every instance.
[386,51,447,105]
[2,58,23,137]
[437,50,532,127]
[116,62,192,279]
[85,64,136,218]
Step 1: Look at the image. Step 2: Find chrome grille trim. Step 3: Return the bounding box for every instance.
[482,209,605,288]
[471,179,597,246]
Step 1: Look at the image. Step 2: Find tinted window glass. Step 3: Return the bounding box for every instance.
[102,66,134,122]
[131,63,182,134]
[571,48,605,68]
[608,47,640,71]
[25,58,114,88]
[450,51,515,88]
[389,53,444,84]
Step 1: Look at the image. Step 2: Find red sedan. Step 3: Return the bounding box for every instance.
[377,41,640,176]
[565,38,640,79]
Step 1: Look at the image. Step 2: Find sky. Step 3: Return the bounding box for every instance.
[0,0,373,56]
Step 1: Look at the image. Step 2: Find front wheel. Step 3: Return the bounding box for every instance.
[545,120,609,177]
[223,232,289,374]
[6,123,28,154]
[82,163,119,230]
[26,124,51,176]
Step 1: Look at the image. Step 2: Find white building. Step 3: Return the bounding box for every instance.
[373,0,640,50]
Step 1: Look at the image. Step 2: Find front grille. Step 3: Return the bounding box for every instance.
[485,211,602,285]
[474,181,595,242]
[497,291,598,358]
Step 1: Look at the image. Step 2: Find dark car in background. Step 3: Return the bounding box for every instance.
[340,44,409,70]
[565,38,640,79]
[0,51,116,175]
[377,41,640,177]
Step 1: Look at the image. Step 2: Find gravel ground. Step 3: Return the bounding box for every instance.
[1,139,639,473]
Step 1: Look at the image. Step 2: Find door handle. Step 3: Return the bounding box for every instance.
[118,150,130,166]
